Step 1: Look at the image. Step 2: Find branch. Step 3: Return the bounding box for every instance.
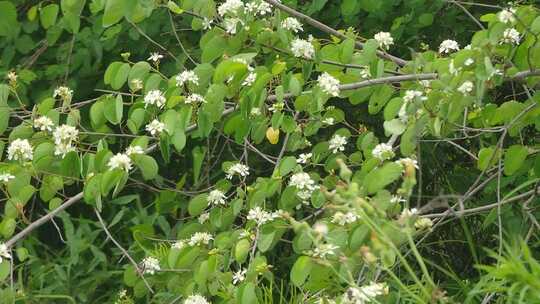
[263,0,409,67]
[94,208,154,294]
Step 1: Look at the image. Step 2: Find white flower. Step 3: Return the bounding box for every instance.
[147,52,163,63]
[438,39,460,54]
[53,86,73,102]
[202,18,213,30]
[172,240,186,250]
[373,32,394,50]
[145,119,166,136]
[256,2,272,15]
[144,90,166,108]
[188,232,213,246]
[242,72,257,86]
[399,208,418,221]
[232,268,247,285]
[184,294,210,304]
[395,157,419,170]
[297,153,312,164]
[0,243,11,263]
[329,134,347,153]
[498,8,516,24]
[247,207,278,226]
[360,67,371,79]
[268,102,284,112]
[7,139,33,161]
[282,17,303,33]
[223,17,242,34]
[390,195,406,204]
[218,0,244,16]
[117,289,127,299]
[226,163,250,179]
[33,116,54,132]
[342,282,388,304]
[313,222,329,235]
[107,153,132,172]
[52,124,79,157]
[464,58,475,66]
[185,93,206,104]
[318,73,340,97]
[126,145,144,156]
[403,90,424,103]
[414,217,433,230]
[331,212,358,226]
[198,212,210,224]
[208,189,227,206]
[54,143,76,157]
[372,143,394,161]
[291,38,315,59]
[289,172,319,203]
[457,81,474,95]
[141,257,160,275]
[175,70,199,87]
[311,243,339,259]
[6,71,17,83]
[0,173,15,183]
[500,28,520,45]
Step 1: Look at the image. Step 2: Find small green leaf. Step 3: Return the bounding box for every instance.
[133,155,158,180]
[40,4,59,29]
[188,193,208,216]
[504,145,528,175]
[104,94,123,124]
[103,0,128,27]
[235,238,250,264]
[364,162,403,194]
[290,256,313,287]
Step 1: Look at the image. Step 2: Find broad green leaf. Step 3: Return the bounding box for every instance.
[188,193,208,216]
[277,156,297,177]
[291,256,313,287]
[235,239,250,264]
[104,94,123,124]
[133,155,158,180]
[0,2,18,37]
[103,0,128,27]
[504,145,528,175]
[364,162,403,194]
[40,4,59,29]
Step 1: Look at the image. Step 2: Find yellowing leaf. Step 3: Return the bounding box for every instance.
[266,127,280,144]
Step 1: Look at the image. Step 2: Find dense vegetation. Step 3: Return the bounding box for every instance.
[0,0,539,303]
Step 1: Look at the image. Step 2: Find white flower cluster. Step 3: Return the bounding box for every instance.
[107,153,132,172]
[0,172,15,183]
[289,172,319,203]
[403,90,424,103]
[311,243,339,259]
[53,125,79,157]
[126,145,144,156]
[395,157,419,170]
[226,163,250,179]
[175,70,199,87]
[372,143,394,161]
[223,18,242,34]
[329,134,347,153]
[185,93,206,104]
[242,72,257,86]
[246,207,281,226]
[207,189,227,206]
[144,90,166,108]
[390,195,406,204]
[317,72,340,97]
[498,7,516,24]
[6,71,17,83]
[245,1,272,16]
[291,38,315,59]
[198,212,210,224]
[0,243,11,263]
[500,28,520,45]
[53,86,73,102]
[297,153,312,164]
[7,138,33,161]
[342,282,389,304]
[322,117,335,125]
[145,119,166,136]
[373,32,394,50]
[438,39,460,54]
[141,256,160,275]
[457,81,474,95]
[281,17,303,33]
[184,294,210,304]
[188,232,213,246]
[34,116,54,132]
[399,208,418,221]
[331,211,358,226]
[218,0,244,17]
[414,217,433,230]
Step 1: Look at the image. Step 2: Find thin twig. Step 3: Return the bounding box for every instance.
[94,208,154,294]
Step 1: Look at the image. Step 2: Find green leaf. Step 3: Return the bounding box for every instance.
[291,256,313,287]
[40,4,59,29]
[0,1,18,37]
[241,282,258,304]
[128,61,151,90]
[103,0,128,27]
[133,155,158,180]
[504,145,528,176]
[369,85,394,114]
[478,147,499,171]
[192,146,206,184]
[0,107,9,135]
[0,261,9,281]
[188,193,208,216]
[112,63,130,90]
[104,94,123,124]
[235,238,250,264]
[60,151,81,178]
[364,162,403,194]
[277,156,297,177]
[383,119,406,136]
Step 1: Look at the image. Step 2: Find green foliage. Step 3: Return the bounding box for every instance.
[0,0,538,303]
